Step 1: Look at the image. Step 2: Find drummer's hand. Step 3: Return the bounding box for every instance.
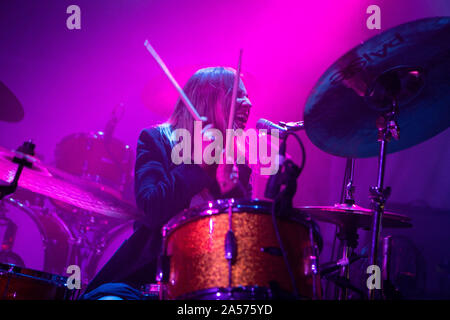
[216,153,239,194]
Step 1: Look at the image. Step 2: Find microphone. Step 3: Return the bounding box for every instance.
[256,118,304,138]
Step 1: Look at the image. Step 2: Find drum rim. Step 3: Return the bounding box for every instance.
[162,198,323,251]
[2,197,48,243]
[172,285,299,300]
[0,262,68,286]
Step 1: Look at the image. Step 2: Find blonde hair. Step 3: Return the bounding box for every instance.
[159,67,238,145]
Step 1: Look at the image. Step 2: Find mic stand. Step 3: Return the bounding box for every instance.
[264,134,320,299]
[265,136,300,215]
[0,141,35,200]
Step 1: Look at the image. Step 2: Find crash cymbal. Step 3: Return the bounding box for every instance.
[0,81,24,122]
[0,145,142,220]
[298,203,412,229]
[304,17,450,158]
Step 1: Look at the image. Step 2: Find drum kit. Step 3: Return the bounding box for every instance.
[0,116,141,299]
[0,16,449,300]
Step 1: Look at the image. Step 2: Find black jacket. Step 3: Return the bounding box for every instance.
[85,126,251,292]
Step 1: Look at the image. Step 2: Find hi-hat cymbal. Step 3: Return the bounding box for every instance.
[0,81,24,123]
[304,17,450,158]
[298,203,412,229]
[0,145,142,221]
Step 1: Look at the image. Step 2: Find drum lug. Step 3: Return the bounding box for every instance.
[156,254,170,283]
[41,238,49,250]
[304,245,320,276]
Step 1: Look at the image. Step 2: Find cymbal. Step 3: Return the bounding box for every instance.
[0,81,24,122]
[304,17,450,158]
[0,145,142,221]
[298,203,412,229]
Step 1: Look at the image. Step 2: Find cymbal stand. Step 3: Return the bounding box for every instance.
[0,141,35,200]
[334,158,357,300]
[342,158,356,205]
[368,105,399,300]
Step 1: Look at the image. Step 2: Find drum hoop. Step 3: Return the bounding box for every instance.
[3,197,48,244]
[162,198,323,251]
[0,262,68,286]
[6,197,75,243]
[173,286,296,300]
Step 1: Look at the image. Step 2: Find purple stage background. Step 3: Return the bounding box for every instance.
[1,0,449,298]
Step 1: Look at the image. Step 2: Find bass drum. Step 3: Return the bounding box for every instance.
[0,197,74,275]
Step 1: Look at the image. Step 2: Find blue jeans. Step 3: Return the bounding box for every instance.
[80,283,144,300]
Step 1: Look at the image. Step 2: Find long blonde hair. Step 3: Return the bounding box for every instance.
[159,66,238,145]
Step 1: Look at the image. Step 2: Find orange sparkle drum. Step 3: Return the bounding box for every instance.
[160,199,323,300]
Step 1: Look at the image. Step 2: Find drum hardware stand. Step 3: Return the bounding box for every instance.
[381,235,402,299]
[69,210,114,284]
[320,253,365,276]
[157,226,170,300]
[307,216,320,299]
[335,223,359,300]
[0,141,35,200]
[224,199,237,291]
[334,158,357,300]
[343,158,356,205]
[368,103,399,300]
[366,65,418,300]
[324,273,365,299]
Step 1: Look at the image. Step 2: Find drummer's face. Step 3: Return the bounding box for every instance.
[234,81,252,129]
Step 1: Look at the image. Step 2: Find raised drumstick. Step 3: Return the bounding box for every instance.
[144,40,206,122]
[225,49,243,163]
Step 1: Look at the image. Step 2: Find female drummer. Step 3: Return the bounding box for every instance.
[81,67,253,300]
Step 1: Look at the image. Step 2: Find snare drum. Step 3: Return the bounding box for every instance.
[0,263,73,300]
[160,199,323,300]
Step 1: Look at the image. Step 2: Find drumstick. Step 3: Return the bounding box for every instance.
[225,49,243,161]
[227,49,243,132]
[144,40,206,122]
